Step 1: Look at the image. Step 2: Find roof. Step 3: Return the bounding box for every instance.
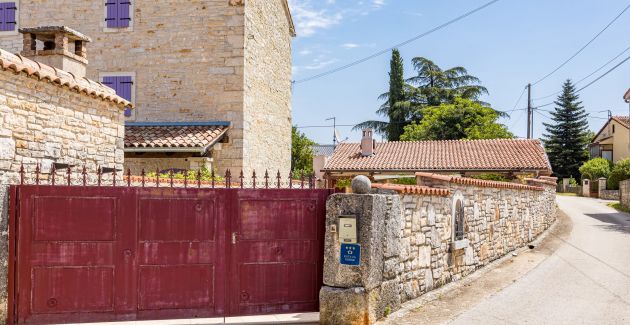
[0,48,131,108]
[592,116,630,142]
[324,139,552,173]
[625,88,630,102]
[312,144,335,157]
[124,122,230,153]
[282,0,296,37]
[371,183,450,196]
[19,26,92,42]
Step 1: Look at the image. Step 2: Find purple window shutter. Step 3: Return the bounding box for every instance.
[118,0,131,28]
[102,76,117,91]
[118,76,133,102]
[0,3,5,32]
[4,2,16,31]
[105,1,118,28]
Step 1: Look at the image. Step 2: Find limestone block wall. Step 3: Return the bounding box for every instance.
[620,179,630,208]
[320,176,557,325]
[243,0,292,175]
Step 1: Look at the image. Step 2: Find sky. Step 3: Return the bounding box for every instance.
[288,0,630,145]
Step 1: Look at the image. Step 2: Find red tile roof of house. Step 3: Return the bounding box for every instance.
[592,116,630,142]
[612,116,630,128]
[0,48,132,108]
[371,183,450,196]
[624,88,630,101]
[125,123,229,153]
[415,172,545,191]
[324,139,552,173]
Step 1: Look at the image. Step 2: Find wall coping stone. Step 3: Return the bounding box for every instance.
[416,172,545,191]
[371,183,450,196]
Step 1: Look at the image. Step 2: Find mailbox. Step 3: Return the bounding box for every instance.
[338,215,357,244]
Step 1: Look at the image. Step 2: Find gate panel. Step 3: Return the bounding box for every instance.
[229,190,328,315]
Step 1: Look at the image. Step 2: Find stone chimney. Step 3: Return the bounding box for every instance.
[19,26,91,78]
[361,128,375,156]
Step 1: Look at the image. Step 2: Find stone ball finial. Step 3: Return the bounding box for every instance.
[351,175,372,194]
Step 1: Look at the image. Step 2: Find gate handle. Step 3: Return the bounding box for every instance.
[232,232,238,245]
[123,249,132,257]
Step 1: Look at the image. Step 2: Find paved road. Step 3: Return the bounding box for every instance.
[449,196,630,325]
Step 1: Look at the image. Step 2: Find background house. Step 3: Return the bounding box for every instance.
[589,116,630,162]
[323,129,552,185]
[0,0,295,175]
[312,144,335,187]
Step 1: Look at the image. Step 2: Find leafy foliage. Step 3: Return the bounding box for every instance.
[578,158,612,181]
[542,80,590,179]
[400,98,513,141]
[291,126,315,177]
[355,54,493,140]
[470,173,510,182]
[607,158,630,190]
[146,166,224,182]
[391,177,417,185]
[335,178,351,189]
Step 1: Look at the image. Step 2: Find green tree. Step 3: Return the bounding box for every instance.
[608,158,630,190]
[400,97,513,141]
[355,55,491,139]
[578,158,612,181]
[542,79,590,179]
[291,126,315,176]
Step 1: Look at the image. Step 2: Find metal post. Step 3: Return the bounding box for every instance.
[527,83,532,139]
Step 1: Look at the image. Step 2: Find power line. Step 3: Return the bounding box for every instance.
[531,3,630,86]
[292,0,502,85]
[534,43,630,100]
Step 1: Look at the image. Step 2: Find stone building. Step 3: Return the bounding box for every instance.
[0,0,295,175]
[0,26,131,322]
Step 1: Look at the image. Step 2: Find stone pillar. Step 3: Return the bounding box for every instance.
[21,33,36,56]
[562,178,570,192]
[0,185,10,324]
[54,33,68,53]
[598,178,607,198]
[582,179,590,197]
[319,186,402,325]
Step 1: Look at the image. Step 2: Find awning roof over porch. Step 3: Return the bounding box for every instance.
[124,121,229,154]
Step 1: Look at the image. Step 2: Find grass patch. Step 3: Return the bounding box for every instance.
[557,192,578,197]
[607,202,630,214]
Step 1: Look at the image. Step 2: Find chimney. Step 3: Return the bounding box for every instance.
[19,26,91,78]
[361,128,375,156]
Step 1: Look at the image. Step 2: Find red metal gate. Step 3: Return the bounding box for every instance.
[8,185,331,324]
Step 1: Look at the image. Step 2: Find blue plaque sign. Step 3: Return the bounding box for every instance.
[340,243,361,266]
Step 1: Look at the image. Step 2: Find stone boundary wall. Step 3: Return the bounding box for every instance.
[320,175,556,324]
[599,190,620,201]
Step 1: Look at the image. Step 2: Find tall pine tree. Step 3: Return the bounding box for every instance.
[542,79,590,179]
[386,49,406,140]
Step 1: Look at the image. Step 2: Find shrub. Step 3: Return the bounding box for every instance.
[335,178,351,189]
[608,158,630,190]
[470,173,510,182]
[578,158,611,181]
[391,177,417,185]
[146,166,224,182]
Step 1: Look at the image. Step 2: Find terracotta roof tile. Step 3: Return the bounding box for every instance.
[624,88,630,101]
[125,123,228,152]
[0,48,132,108]
[324,139,551,173]
[416,172,545,191]
[371,183,450,196]
[612,116,630,129]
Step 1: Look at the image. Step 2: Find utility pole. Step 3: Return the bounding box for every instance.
[326,117,337,148]
[527,83,532,139]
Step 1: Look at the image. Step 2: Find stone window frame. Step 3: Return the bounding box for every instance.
[102,0,134,33]
[450,190,469,250]
[99,71,136,120]
[0,0,19,36]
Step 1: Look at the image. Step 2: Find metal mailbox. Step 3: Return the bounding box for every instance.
[338,215,357,244]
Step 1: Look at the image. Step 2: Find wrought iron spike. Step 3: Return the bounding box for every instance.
[127,168,131,187]
[252,170,257,189]
[288,171,293,189]
[112,169,116,187]
[276,170,281,189]
[67,166,71,186]
[169,170,174,188]
[51,163,56,186]
[97,166,102,187]
[19,163,24,185]
[199,169,203,188]
[183,170,188,188]
[82,166,87,186]
[210,169,214,188]
[156,168,159,188]
[240,170,244,189]
[141,168,146,187]
[35,163,40,185]
[226,169,232,188]
[264,170,269,189]
[300,173,305,189]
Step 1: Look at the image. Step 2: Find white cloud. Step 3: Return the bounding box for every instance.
[288,0,343,37]
[299,49,313,56]
[372,0,385,8]
[304,58,339,70]
[341,43,360,49]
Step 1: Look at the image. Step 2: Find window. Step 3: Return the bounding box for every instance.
[105,0,131,29]
[613,124,615,133]
[0,2,17,32]
[102,75,134,117]
[454,199,465,241]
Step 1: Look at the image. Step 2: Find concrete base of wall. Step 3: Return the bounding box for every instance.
[0,185,9,324]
